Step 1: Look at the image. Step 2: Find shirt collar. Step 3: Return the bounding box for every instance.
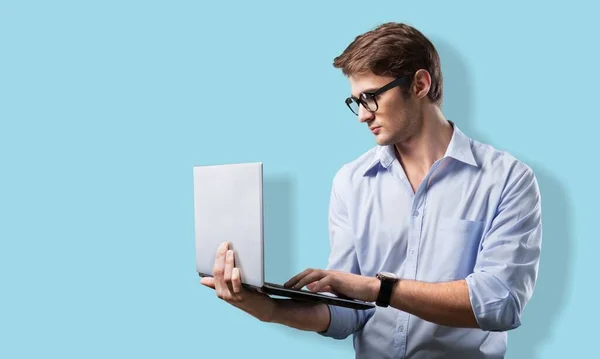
[362,121,478,176]
[443,121,478,167]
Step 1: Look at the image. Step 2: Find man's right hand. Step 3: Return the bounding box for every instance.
[200,241,278,323]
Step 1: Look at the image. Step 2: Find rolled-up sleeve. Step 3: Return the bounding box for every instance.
[318,168,375,339]
[465,163,542,332]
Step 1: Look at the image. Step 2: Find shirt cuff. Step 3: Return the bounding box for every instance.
[318,304,373,340]
[465,272,521,331]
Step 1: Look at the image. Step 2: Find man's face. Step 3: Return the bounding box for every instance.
[348,72,421,146]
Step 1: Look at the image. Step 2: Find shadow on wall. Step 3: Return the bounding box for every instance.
[263,175,296,286]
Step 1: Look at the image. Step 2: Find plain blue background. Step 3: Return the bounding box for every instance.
[1,1,598,358]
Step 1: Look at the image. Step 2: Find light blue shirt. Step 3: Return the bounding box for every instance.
[319,122,542,359]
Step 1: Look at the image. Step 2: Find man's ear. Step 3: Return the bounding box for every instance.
[412,69,432,99]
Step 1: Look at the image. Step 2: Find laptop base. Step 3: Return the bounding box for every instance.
[197,273,374,310]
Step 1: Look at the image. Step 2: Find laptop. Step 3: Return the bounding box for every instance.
[193,162,374,310]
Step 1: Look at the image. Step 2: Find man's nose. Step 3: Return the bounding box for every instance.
[358,104,375,123]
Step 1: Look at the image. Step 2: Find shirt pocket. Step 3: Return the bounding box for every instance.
[434,217,485,281]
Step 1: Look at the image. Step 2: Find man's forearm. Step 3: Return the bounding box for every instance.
[270,299,330,332]
[389,279,479,328]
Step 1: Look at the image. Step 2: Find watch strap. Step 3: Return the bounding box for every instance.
[375,274,396,307]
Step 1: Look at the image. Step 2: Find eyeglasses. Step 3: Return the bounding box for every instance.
[344,77,407,116]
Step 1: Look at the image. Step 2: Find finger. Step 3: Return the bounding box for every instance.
[306,283,347,298]
[200,277,215,289]
[232,268,243,294]
[284,268,314,288]
[293,270,328,290]
[224,249,235,294]
[213,242,229,297]
[311,276,334,293]
[307,283,330,292]
[213,241,229,275]
[309,280,349,297]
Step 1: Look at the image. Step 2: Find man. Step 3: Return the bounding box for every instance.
[200,22,542,359]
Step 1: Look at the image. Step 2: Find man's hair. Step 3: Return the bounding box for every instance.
[333,22,443,105]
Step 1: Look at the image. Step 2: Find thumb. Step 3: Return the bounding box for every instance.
[308,283,331,292]
[200,276,215,289]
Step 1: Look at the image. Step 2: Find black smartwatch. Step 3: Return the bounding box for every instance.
[375,272,398,307]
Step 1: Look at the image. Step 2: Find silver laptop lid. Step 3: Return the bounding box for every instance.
[193,162,264,288]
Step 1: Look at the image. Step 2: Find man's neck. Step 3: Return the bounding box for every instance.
[394,105,453,175]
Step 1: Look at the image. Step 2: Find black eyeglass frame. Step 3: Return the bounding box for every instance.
[344,76,408,116]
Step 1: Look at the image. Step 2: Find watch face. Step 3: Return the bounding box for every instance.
[378,272,397,280]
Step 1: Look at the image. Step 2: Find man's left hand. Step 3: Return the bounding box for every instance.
[284,269,379,302]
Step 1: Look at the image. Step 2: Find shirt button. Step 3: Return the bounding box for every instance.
[413,210,419,216]
[410,249,415,255]
[399,325,404,332]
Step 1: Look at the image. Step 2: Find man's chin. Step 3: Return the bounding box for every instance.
[374,134,392,146]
